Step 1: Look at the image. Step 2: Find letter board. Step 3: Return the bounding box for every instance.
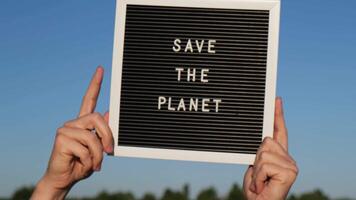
[109,0,280,164]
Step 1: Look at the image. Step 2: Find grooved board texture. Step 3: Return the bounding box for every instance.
[118,5,270,154]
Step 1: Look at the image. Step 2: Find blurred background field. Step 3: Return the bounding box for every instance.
[3,184,354,200]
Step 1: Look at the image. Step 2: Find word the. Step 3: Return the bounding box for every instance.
[175,67,209,82]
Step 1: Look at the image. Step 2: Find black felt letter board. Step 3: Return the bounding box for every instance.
[119,5,268,154]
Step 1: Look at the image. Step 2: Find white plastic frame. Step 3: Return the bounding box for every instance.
[109,0,280,165]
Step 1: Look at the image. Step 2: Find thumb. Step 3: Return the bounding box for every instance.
[104,111,109,123]
[243,166,256,194]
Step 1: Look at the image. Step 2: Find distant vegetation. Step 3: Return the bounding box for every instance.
[3,184,355,200]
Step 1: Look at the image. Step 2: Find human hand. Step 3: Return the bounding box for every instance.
[243,97,298,200]
[31,66,113,200]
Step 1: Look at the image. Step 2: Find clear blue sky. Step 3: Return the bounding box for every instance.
[1,0,356,198]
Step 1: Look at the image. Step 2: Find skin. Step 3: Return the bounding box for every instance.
[243,98,299,200]
[31,67,298,200]
[31,66,114,200]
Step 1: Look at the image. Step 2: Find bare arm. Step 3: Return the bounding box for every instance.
[31,66,113,200]
[243,97,298,200]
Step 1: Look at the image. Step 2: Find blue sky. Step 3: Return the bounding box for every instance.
[1,0,356,198]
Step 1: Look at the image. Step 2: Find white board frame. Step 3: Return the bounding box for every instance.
[109,0,280,165]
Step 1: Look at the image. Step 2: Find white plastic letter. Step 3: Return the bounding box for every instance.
[213,99,222,112]
[177,98,186,111]
[158,96,166,110]
[202,98,210,112]
[196,40,204,53]
[208,40,216,54]
[189,98,198,111]
[175,67,184,81]
[168,97,175,111]
[201,68,209,83]
[185,39,193,53]
[187,68,196,82]
[173,39,181,52]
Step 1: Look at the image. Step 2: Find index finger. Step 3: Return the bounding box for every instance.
[78,66,104,117]
[273,97,288,151]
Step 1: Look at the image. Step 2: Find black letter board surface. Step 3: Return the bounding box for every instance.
[109,0,280,164]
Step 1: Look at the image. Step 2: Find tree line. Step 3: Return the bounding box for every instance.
[3,183,355,200]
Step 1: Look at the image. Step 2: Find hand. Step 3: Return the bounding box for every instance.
[31,66,113,200]
[243,97,298,200]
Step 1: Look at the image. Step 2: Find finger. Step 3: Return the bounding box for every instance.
[104,111,109,123]
[64,113,114,153]
[258,137,290,159]
[253,163,297,194]
[254,151,298,175]
[58,127,103,171]
[274,97,288,151]
[243,166,256,194]
[58,135,93,173]
[78,66,104,117]
[253,163,279,194]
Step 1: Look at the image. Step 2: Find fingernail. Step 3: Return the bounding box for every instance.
[106,145,113,153]
[250,183,256,192]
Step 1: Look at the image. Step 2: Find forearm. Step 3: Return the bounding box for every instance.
[31,177,69,200]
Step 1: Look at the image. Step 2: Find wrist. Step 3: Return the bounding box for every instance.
[31,176,69,200]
